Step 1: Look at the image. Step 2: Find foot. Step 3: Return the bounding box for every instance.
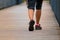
[35,24,42,30]
[29,20,35,31]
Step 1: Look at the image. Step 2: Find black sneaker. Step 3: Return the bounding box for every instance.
[29,20,35,31]
[35,24,42,30]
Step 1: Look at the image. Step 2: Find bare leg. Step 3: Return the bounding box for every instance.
[35,10,42,30]
[28,9,34,20]
[36,10,41,24]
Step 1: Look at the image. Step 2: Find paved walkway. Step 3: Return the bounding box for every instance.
[0,1,60,40]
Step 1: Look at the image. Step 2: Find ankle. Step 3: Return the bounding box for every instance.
[35,23,40,26]
[30,19,34,21]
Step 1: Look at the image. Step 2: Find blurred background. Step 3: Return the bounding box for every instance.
[0,0,60,40]
[0,0,60,26]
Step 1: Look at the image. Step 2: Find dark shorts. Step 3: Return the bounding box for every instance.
[27,0,43,10]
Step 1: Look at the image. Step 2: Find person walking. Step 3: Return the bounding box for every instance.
[27,0,43,31]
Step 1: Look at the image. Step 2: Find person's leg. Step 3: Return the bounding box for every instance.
[35,0,43,30]
[36,10,41,24]
[27,0,35,31]
[28,9,34,20]
[27,0,35,20]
